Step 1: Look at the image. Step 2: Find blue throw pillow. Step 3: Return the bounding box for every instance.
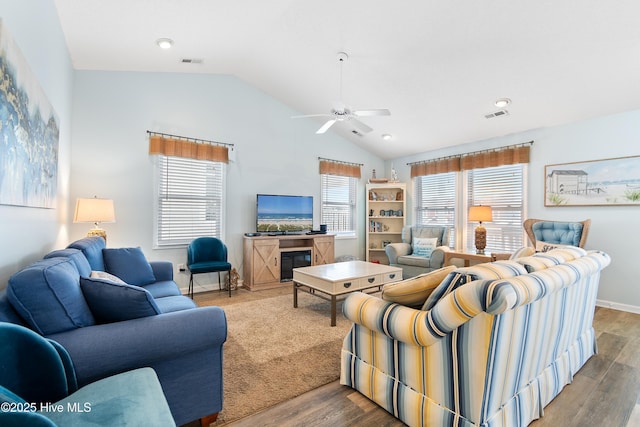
[80,276,161,323]
[102,247,156,286]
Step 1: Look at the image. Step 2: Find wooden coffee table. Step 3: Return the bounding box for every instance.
[293,261,402,326]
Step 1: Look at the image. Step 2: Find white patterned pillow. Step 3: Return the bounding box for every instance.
[412,237,438,258]
[90,270,127,285]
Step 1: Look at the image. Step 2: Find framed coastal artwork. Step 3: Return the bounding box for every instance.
[544,155,640,206]
[0,19,59,208]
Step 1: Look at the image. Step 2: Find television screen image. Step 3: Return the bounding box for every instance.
[256,194,313,232]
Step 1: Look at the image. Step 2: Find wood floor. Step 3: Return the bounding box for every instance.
[215,301,640,427]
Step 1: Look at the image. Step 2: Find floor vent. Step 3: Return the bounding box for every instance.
[485,109,509,119]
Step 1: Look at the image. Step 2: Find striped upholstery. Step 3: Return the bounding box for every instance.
[341,250,611,427]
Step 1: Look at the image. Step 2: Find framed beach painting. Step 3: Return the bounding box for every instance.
[0,20,59,209]
[545,155,640,206]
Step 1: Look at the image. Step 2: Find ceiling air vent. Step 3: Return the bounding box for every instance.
[351,129,364,137]
[181,58,203,64]
[485,109,509,119]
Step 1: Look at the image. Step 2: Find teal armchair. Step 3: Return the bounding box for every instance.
[523,218,591,249]
[0,322,175,426]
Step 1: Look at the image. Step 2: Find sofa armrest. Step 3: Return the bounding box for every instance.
[150,261,174,281]
[385,243,412,264]
[47,306,226,386]
[343,292,443,347]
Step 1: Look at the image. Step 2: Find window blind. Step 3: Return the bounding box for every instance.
[320,174,357,236]
[466,164,525,253]
[155,156,226,247]
[414,172,456,247]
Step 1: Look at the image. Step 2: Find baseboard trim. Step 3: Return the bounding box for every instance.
[596,299,640,314]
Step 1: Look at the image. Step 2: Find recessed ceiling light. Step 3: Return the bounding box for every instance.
[156,38,174,49]
[381,134,392,141]
[494,98,511,108]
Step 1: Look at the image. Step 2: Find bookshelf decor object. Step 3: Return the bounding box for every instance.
[366,183,406,264]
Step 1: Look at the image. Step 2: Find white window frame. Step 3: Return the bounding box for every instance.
[320,174,357,238]
[413,164,527,252]
[153,155,226,248]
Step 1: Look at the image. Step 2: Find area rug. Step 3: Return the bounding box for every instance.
[198,291,353,425]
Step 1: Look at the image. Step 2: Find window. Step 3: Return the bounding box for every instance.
[154,156,226,247]
[320,174,357,237]
[413,164,526,252]
[414,172,457,247]
[466,164,525,253]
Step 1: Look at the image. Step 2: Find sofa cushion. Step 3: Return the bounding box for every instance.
[102,247,156,286]
[44,249,92,277]
[382,265,456,308]
[517,246,587,272]
[142,281,182,298]
[397,255,432,268]
[532,221,584,246]
[67,237,106,271]
[154,296,197,313]
[509,246,535,260]
[422,261,527,311]
[412,237,438,257]
[7,258,96,335]
[80,276,161,323]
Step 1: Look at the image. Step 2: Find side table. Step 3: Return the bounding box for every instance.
[444,251,511,267]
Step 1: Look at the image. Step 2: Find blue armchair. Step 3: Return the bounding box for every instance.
[0,322,176,426]
[523,218,591,249]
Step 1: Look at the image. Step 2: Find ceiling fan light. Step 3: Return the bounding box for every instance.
[156,38,174,49]
[494,97,511,108]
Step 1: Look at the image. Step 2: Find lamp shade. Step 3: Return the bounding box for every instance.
[73,198,116,224]
[469,205,492,223]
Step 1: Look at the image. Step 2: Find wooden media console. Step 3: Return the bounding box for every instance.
[243,234,335,291]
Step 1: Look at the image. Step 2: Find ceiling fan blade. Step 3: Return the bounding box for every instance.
[316,119,337,134]
[291,113,332,119]
[350,118,373,134]
[353,109,391,117]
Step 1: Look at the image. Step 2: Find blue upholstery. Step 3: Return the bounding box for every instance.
[80,276,161,322]
[385,225,451,278]
[7,258,95,335]
[68,236,106,271]
[524,218,591,249]
[0,323,176,426]
[44,248,92,277]
[0,237,227,425]
[187,237,232,298]
[102,247,157,286]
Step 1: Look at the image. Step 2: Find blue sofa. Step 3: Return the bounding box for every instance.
[0,237,227,426]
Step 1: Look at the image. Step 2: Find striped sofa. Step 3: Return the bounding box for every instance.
[340,247,610,427]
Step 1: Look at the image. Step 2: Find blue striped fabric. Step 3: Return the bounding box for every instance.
[340,250,611,427]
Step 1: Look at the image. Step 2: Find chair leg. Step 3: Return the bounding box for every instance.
[200,412,219,426]
[227,268,232,298]
[188,273,194,299]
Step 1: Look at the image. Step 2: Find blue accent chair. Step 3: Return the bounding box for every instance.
[187,237,233,298]
[0,322,176,426]
[523,218,591,248]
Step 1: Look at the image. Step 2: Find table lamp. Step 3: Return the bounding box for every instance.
[74,197,116,243]
[469,205,492,254]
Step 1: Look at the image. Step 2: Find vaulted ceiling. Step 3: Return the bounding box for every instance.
[54,0,640,159]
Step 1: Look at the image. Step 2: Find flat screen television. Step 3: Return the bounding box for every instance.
[256,194,313,233]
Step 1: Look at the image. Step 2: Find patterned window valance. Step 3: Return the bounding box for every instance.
[319,158,362,178]
[409,142,532,177]
[148,131,231,163]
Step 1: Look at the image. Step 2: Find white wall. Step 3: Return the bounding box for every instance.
[69,70,384,292]
[0,0,74,288]
[387,109,640,312]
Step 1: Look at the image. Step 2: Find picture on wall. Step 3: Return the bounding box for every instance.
[545,155,640,206]
[0,20,59,209]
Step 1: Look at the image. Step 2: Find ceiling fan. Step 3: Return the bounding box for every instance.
[292,52,391,134]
